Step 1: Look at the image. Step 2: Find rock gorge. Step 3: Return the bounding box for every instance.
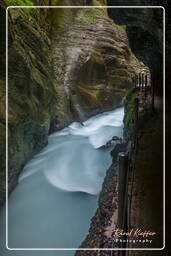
[0,0,148,204]
[0,0,166,255]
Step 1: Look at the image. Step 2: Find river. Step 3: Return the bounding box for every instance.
[0,107,124,256]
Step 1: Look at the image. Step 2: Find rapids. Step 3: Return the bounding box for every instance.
[0,107,124,256]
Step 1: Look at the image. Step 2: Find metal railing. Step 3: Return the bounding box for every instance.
[113,72,153,255]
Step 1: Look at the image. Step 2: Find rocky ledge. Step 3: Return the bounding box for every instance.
[75,163,119,256]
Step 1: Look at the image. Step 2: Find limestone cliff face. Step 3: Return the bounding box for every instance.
[0,0,147,204]
[50,7,146,126]
[2,7,57,204]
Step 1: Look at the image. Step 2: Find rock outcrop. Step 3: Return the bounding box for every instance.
[4,6,57,204]
[75,164,119,255]
[51,6,146,125]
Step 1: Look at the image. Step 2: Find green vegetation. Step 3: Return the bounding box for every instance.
[125,88,137,102]
[117,25,127,31]
[5,0,34,6]
[124,89,137,137]
[82,8,103,22]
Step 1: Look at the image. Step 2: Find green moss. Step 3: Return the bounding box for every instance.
[124,88,137,138]
[117,24,127,31]
[5,0,34,6]
[83,13,97,22]
[125,88,136,101]
[82,8,103,22]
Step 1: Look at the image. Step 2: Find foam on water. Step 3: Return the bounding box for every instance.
[0,107,124,254]
[19,107,124,195]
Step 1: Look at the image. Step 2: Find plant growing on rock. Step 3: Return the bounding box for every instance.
[82,8,103,22]
[5,0,34,6]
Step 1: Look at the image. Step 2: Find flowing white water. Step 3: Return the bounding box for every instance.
[0,107,124,256]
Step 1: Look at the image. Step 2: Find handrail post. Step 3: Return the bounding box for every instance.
[133,76,136,89]
[136,74,139,89]
[142,73,143,89]
[142,73,144,89]
[134,98,139,132]
[118,153,129,230]
[138,73,141,89]
[134,98,139,153]
[145,74,148,97]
